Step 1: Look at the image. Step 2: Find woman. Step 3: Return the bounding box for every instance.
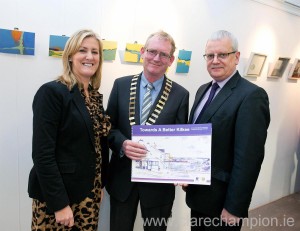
[28,29,111,230]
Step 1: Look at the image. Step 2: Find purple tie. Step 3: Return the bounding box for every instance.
[195,82,219,123]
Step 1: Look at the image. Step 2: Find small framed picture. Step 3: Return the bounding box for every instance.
[244,52,267,77]
[268,57,290,78]
[288,58,300,80]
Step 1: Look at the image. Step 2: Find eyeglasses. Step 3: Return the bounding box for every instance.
[203,51,236,61]
[146,49,171,61]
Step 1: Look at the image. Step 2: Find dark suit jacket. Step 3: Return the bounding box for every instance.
[28,81,109,213]
[106,73,189,208]
[186,71,270,217]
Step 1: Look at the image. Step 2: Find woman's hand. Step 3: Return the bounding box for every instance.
[55,205,74,227]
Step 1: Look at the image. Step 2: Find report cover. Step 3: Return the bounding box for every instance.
[131,124,211,185]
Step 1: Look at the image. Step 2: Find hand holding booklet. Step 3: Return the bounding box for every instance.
[131,124,212,185]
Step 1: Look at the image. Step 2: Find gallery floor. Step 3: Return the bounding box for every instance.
[241,191,300,230]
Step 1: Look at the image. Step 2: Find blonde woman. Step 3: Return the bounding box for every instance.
[28,29,111,230]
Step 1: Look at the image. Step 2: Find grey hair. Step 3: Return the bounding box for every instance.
[207,30,238,51]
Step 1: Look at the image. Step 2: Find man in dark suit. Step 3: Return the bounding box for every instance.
[185,30,270,230]
[106,30,189,231]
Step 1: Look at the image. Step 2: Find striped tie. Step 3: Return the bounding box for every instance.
[141,83,154,125]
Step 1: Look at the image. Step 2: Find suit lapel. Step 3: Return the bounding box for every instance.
[196,72,240,123]
[189,82,211,123]
[134,73,142,125]
[72,85,95,148]
[200,85,232,123]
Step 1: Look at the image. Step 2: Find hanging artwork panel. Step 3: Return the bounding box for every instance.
[102,40,117,61]
[288,58,300,80]
[124,43,143,63]
[49,35,69,58]
[0,28,35,55]
[244,52,267,77]
[176,50,192,73]
[268,57,290,78]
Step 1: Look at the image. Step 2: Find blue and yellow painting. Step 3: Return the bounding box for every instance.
[176,50,192,73]
[102,40,117,61]
[124,43,143,63]
[0,28,35,55]
[49,35,69,58]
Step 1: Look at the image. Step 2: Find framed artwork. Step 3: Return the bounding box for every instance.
[0,28,35,55]
[124,42,143,63]
[49,35,69,58]
[176,50,192,74]
[268,57,291,78]
[288,58,300,79]
[244,52,267,77]
[102,40,117,61]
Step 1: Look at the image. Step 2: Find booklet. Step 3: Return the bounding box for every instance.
[131,124,211,185]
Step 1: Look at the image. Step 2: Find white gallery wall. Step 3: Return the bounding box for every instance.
[0,0,300,230]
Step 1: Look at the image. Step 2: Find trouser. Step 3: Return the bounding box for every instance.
[110,187,173,231]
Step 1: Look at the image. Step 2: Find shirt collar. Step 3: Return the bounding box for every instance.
[213,70,237,88]
[141,73,164,90]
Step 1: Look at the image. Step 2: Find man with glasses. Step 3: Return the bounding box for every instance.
[185,30,270,230]
[106,30,189,231]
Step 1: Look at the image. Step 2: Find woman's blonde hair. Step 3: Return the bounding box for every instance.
[57,29,103,90]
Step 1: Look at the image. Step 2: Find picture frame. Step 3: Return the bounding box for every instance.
[288,58,300,80]
[268,57,291,78]
[244,52,267,77]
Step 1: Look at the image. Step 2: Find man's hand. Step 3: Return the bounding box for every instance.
[221,208,240,225]
[173,183,189,192]
[55,205,74,227]
[122,140,147,160]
